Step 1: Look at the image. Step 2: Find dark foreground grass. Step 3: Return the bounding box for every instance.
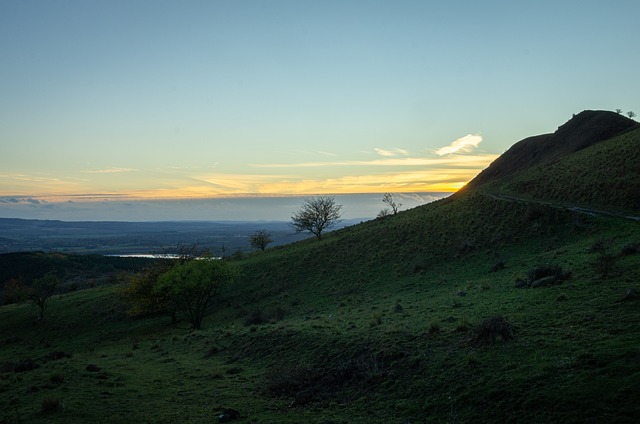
[1,196,640,423]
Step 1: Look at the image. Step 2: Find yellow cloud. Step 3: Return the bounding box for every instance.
[252,153,497,169]
[1,149,498,200]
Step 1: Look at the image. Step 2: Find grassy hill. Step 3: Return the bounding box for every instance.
[1,111,639,423]
[467,110,639,190]
[492,126,640,212]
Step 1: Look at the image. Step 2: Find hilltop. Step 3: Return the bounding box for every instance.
[466,110,639,190]
[1,111,639,423]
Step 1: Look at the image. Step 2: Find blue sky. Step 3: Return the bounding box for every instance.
[1,0,638,219]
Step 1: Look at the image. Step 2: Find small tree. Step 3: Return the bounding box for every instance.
[250,229,273,251]
[155,259,237,330]
[382,192,402,214]
[29,272,60,320]
[615,108,623,114]
[119,265,179,324]
[159,243,202,264]
[627,111,637,119]
[290,196,342,240]
[377,208,392,219]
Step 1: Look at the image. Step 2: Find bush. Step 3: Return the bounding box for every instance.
[468,316,514,346]
[520,264,572,288]
[589,240,616,278]
[263,364,318,396]
[49,372,65,384]
[244,309,266,326]
[369,313,383,327]
[621,242,640,255]
[243,306,286,326]
[428,318,441,334]
[456,316,471,332]
[41,397,62,414]
[526,264,571,282]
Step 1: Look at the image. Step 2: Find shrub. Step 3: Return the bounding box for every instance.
[244,306,286,326]
[621,242,640,255]
[118,265,178,323]
[468,316,514,346]
[522,264,572,288]
[0,358,39,373]
[428,318,441,334]
[369,313,383,327]
[490,261,505,272]
[263,364,317,396]
[526,264,571,282]
[465,351,480,366]
[589,240,616,278]
[41,397,62,414]
[456,316,471,332]
[155,259,238,330]
[244,309,266,326]
[49,372,65,384]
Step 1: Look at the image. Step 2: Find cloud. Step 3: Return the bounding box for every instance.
[0,196,44,204]
[85,167,137,174]
[435,134,483,156]
[251,154,497,169]
[374,148,410,157]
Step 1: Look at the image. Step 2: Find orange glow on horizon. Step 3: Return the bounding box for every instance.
[1,153,497,202]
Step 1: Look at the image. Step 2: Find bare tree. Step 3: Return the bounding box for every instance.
[29,272,60,320]
[628,111,637,119]
[250,229,273,251]
[382,192,402,214]
[377,208,392,219]
[615,108,623,114]
[291,196,342,240]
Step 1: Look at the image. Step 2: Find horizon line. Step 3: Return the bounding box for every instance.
[0,189,456,203]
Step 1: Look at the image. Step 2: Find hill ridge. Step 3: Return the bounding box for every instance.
[466,110,639,189]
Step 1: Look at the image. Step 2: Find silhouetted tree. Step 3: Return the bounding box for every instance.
[29,272,60,320]
[382,192,402,214]
[628,111,637,119]
[250,229,273,251]
[291,196,342,240]
[377,208,392,219]
[615,108,623,114]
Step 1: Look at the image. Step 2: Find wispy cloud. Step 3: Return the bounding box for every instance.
[1,142,497,201]
[0,196,45,204]
[0,173,65,183]
[374,148,410,157]
[291,150,338,157]
[435,134,483,156]
[85,167,138,174]
[251,154,497,169]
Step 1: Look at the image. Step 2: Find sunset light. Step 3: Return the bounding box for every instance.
[1,0,638,221]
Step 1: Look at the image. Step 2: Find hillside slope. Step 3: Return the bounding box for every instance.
[466,110,639,189]
[495,126,640,212]
[1,111,639,423]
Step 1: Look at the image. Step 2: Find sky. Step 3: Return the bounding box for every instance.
[1,0,639,221]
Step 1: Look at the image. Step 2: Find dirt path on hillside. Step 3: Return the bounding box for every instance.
[485,192,640,222]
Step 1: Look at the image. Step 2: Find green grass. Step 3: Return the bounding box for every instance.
[5,112,640,422]
[2,189,639,422]
[497,127,640,213]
